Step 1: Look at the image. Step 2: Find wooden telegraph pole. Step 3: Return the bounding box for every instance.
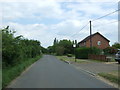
[90,21,92,48]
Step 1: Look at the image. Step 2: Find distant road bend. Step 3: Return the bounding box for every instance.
[8,55,115,88]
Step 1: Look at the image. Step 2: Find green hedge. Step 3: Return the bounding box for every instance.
[75,47,90,59]
[75,47,101,59]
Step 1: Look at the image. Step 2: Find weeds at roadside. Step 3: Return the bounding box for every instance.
[98,72,120,84]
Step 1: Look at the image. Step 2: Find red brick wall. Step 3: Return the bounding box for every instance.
[79,42,86,47]
[86,34,110,49]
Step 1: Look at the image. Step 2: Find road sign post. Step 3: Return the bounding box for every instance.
[73,44,76,62]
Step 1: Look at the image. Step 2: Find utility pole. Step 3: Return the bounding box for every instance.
[90,21,92,48]
[118,1,120,43]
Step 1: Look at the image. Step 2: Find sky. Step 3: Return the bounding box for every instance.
[0,0,119,48]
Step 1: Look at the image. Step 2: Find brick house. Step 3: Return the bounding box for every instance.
[78,32,110,49]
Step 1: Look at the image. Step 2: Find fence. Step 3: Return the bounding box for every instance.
[88,54,107,61]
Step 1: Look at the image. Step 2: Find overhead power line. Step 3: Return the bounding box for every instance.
[92,9,120,22]
[92,20,118,28]
[70,22,89,37]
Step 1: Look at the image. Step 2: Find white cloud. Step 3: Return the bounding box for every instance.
[1,1,64,21]
[66,2,117,19]
[52,20,81,35]
[1,0,117,21]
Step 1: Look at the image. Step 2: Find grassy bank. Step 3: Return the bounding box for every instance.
[98,71,120,84]
[2,55,42,88]
[56,56,87,63]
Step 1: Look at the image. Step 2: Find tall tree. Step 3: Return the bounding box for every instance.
[112,42,120,49]
[53,38,57,45]
[58,39,73,54]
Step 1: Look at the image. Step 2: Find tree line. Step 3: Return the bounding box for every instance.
[2,26,41,68]
[47,38,78,55]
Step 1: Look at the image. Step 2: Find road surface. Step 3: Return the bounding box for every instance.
[8,55,114,88]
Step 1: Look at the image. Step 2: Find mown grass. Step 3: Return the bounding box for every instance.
[98,71,120,84]
[88,59,106,63]
[56,56,88,63]
[2,55,42,88]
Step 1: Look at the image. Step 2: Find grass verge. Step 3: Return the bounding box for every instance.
[89,59,106,63]
[56,56,87,63]
[2,55,42,88]
[98,71,120,84]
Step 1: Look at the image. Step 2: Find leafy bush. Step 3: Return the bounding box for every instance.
[59,40,73,55]
[103,47,117,55]
[55,46,65,56]
[48,39,74,55]
[75,47,90,59]
[40,46,48,54]
[75,47,101,59]
[2,27,41,68]
[67,54,72,57]
[90,47,102,55]
[112,42,120,49]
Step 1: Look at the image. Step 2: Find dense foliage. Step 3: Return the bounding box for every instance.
[40,46,48,54]
[75,47,89,59]
[112,42,120,49]
[75,47,102,59]
[2,27,41,68]
[103,47,118,55]
[47,38,77,55]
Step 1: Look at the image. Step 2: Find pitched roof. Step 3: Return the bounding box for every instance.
[78,32,110,44]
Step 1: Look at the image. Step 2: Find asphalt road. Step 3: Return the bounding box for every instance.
[8,55,114,88]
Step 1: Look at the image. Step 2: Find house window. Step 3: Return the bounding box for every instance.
[97,41,101,45]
